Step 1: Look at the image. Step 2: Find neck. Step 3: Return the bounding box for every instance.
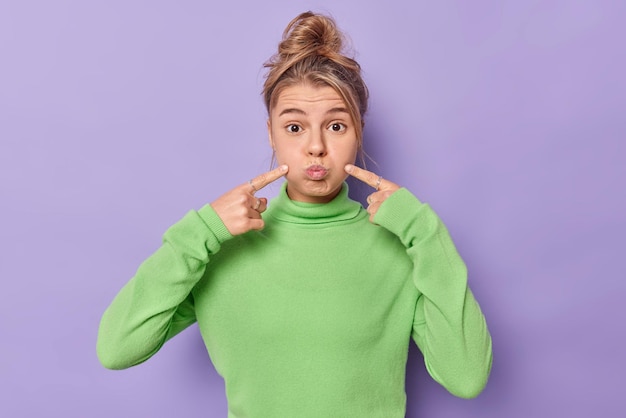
[266,182,363,225]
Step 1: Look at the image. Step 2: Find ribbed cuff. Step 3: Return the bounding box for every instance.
[373,187,423,226]
[197,204,233,244]
[373,188,436,247]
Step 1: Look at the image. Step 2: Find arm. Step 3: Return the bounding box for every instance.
[97,166,288,370]
[96,205,232,370]
[374,189,493,399]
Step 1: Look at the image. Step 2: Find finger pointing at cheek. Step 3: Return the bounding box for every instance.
[345,164,399,192]
[345,164,400,222]
[211,165,288,236]
[248,165,289,195]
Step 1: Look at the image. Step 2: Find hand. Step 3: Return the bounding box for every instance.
[345,164,400,222]
[211,165,288,235]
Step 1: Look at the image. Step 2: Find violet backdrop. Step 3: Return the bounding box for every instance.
[1,0,624,417]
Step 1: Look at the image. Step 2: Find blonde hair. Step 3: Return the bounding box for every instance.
[263,12,369,146]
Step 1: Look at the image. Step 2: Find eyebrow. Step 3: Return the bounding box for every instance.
[278,107,350,117]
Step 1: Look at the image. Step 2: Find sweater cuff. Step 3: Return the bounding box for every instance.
[373,188,424,227]
[373,188,435,247]
[197,204,233,244]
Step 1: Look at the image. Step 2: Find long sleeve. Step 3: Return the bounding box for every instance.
[373,188,493,398]
[97,204,232,370]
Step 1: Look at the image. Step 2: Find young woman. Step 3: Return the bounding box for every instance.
[98,11,492,417]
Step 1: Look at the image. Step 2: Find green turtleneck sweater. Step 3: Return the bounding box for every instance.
[97,183,492,417]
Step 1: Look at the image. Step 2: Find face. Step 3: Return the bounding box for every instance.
[268,83,359,203]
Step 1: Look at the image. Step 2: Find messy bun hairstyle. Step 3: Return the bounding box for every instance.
[263,12,369,145]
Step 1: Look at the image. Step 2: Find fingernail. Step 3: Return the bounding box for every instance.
[345,164,353,173]
[280,164,288,172]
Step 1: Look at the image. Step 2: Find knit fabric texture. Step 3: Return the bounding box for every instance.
[97,183,492,417]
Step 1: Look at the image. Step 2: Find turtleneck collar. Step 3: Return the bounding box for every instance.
[265,182,364,225]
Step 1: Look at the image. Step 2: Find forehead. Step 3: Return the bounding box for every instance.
[273,84,346,115]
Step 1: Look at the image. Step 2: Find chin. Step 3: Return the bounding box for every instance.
[287,177,344,203]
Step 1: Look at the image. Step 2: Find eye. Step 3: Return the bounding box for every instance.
[286,124,302,133]
[329,123,346,132]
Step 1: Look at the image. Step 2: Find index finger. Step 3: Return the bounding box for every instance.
[345,164,396,191]
[248,164,289,193]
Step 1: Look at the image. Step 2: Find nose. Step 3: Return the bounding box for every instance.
[307,130,327,157]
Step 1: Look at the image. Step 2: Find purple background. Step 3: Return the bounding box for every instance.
[1,0,624,417]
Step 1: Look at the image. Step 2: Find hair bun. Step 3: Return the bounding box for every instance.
[278,11,345,60]
[263,11,368,143]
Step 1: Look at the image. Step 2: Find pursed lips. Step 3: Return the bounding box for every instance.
[305,164,329,180]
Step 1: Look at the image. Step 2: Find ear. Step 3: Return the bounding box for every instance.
[267,119,275,149]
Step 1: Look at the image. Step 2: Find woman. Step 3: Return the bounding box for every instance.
[97,11,492,417]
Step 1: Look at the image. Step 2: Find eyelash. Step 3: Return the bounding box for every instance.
[329,123,346,132]
[285,123,347,134]
[287,124,301,133]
